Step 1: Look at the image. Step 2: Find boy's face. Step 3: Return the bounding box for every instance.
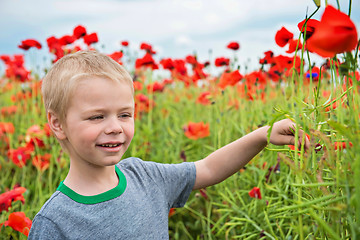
[60,77,135,168]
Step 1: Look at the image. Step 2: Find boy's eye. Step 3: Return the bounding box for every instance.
[119,113,132,118]
[89,115,103,120]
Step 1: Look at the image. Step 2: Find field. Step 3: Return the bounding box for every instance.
[0,3,359,240]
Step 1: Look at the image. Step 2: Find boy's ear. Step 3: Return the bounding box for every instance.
[47,111,67,140]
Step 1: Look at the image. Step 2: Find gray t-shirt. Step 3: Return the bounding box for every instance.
[28,157,196,239]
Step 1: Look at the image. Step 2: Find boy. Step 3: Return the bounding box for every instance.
[28,50,309,239]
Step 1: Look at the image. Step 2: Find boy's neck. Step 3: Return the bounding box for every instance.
[63,163,119,196]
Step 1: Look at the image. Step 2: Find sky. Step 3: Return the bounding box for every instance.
[0,0,359,75]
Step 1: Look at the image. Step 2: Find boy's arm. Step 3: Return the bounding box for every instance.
[193,119,309,190]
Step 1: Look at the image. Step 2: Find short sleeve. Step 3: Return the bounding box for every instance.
[124,158,196,208]
[28,214,65,240]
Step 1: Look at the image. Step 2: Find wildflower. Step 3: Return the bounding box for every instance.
[135,53,159,70]
[227,41,240,50]
[297,19,320,39]
[7,146,32,168]
[314,143,323,153]
[3,212,32,236]
[147,82,164,93]
[305,66,320,82]
[108,51,123,64]
[32,153,51,171]
[185,55,197,65]
[73,25,87,39]
[168,208,176,217]
[286,39,302,53]
[0,187,27,212]
[214,57,230,67]
[140,42,155,54]
[160,58,175,70]
[44,123,52,137]
[121,41,129,47]
[83,33,99,46]
[259,50,274,65]
[173,59,187,75]
[18,39,42,50]
[218,70,243,89]
[0,122,15,137]
[196,92,212,105]
[334,141,353,150]
[275,27,294,47]
[248,187,262,199]
[183,122,210,140]
[59,35,76,46]
[306,5,358,58]
[163,78,174,85]
[0,54,30,82]
[133,81,143,91]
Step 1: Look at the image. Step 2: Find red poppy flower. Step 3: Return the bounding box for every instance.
[183,122,210,140]
[306,5,358,58]
[218,70,243,89]
[196,92,212,105]
[275,27,294,47]
[0,122,15,137]
[73,25,87,39]
[334,141,353,150]
[135,53,159,69]
[1,106,17,116]
[173,59,187,75]
[121,41,129,47]
[147,82,164,93]
[185,55,197,65]
[32,153,51,171]
[140,42,153,51]
[133,81,143,91]
[0,187,27,212]
[168,208,176,217]
[43,123,52,137]
[4,212,32,236]
[108,51,123,64]
[227,41,240,50]
[259,50,274,65]
[46,36,60,51]
[18,39,42,50]
[59,35,76,46]
[160,58,175,70]
[83,33,99,46]
[163,78,174,85]
[214,57,230,67]
[7,147,32,168]
[26,124,45,137]
[286,39,302,53]
[0,55,11,64]
[297,19,320,39]
[248,187,262,199]
[192,64,208,82]
[134,93,154,118]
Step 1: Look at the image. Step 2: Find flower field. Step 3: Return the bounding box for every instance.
[1,2,360,239]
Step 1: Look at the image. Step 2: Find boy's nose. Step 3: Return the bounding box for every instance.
[105,117,123,134]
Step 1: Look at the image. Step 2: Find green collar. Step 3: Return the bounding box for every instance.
[57,165,127,204]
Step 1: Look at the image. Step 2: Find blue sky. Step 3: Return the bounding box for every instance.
[0,0,359,74]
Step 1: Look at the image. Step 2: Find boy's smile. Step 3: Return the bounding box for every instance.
[60,76,135,169]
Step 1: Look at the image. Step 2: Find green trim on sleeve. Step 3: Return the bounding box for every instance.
[56,165,127,204]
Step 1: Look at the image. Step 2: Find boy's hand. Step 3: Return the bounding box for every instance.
[268,119,310,151]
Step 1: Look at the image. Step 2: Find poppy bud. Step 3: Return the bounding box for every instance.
[312,0,320,7]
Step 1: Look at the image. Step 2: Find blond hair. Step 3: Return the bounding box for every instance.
[42,50,133,123]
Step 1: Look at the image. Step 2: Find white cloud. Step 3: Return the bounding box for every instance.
[175,35,193,46]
